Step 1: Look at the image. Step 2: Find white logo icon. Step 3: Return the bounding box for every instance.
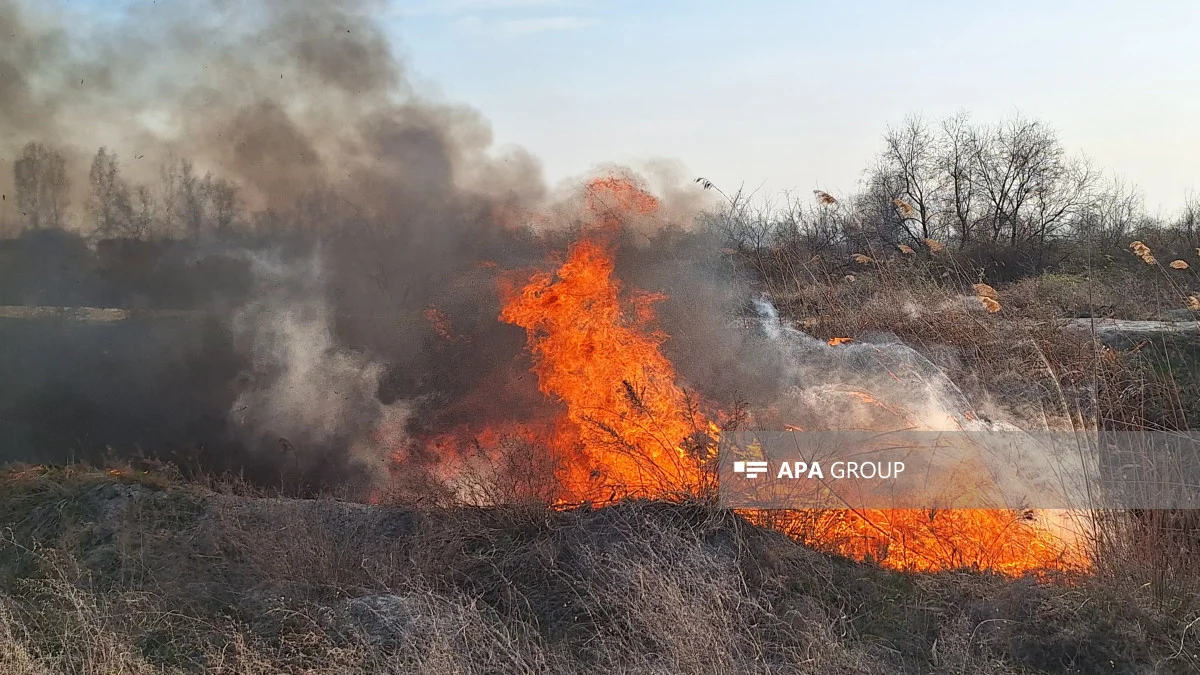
[732,460,769,479]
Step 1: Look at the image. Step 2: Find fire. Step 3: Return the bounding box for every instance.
[492,175,710,501]
[582,174,661,230]
[747,508,1085,575]
[499,235,710,500]
[412,173,1084,576]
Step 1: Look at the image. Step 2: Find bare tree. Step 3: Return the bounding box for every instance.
[859,171,905,245]
[938,112,977,246]
[1175,192,1199,247]
[770,190,841,255]
[156,157,181,238]
[878,115,941,242]
[1074,175,1144,252]
[967,116,1097,247]
[204,176,240,234]
[87,147,137,238]
[1027,155,1097,248]
[130,185,155,240]
[147,156,243,239]
[13,142,71,230]
[178,158,205,239]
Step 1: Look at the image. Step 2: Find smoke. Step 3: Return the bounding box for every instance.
[0,0,546,214]
[228,252,400,485]
[0,0,1055,505]
[746,296,986,430]
[0,0,551,481]
[743,297,1098,515]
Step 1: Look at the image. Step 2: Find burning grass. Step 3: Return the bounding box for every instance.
[747,508,1086,576]
[390,175,1101,578]
[498,235,713,501]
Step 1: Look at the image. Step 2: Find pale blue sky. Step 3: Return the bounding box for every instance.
[50,0,1200,213]
[385,0,1200,214]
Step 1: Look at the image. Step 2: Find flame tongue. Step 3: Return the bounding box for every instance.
[409,173,1085,576]
[583,174,662,229]
[494,229,1082,573]
[758,508,1084,575]
[500,235,705,500]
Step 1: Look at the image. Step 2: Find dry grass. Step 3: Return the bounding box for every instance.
[2,237,1197,673]
[745,243,1200,632]
[0,468,1198,674]
[1003,272,1196,320]
[755,240,1198,430]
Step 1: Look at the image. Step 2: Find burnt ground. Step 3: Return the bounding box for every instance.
[0,467,1196,674]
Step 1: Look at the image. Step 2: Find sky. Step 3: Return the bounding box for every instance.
[383,0,1200,215]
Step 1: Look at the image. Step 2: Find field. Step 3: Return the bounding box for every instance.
[3,191,1200,673]
[0,465,1197,674]
[2,243,1199,673]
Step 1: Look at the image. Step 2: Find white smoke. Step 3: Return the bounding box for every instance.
[749,296,996,432]
[228,252,404,483]
[748,296,1094,528]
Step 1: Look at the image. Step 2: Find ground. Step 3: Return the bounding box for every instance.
[0,467,1196,674]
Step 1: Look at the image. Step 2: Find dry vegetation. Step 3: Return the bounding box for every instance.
[3,109,1200,673]
[1,244,1198,673]
[3,199,1200,675]
[753,250,1200,432]
[0,466,1196,674]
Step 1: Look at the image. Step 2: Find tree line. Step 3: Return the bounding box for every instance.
[707,112,1198,280]
[5,111,1199,282]
[4,142,241,240]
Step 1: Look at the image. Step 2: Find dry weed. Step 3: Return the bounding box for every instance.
[972,283,999,300]
[813,190,838,205]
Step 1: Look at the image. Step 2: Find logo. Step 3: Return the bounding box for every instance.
[732,460,769,479]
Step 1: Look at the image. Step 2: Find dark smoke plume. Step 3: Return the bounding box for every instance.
[1,0,546,213]
[0,0,767,496]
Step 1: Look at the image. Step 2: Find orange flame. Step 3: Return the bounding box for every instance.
[582,174,661,230]
[746,508,1085,575]
[414,173,1083,576]
[500,235,708,500]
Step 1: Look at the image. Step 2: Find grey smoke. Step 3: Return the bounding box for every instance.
[0,0,555,486]
[748,296,984,430]
[229,252,397,480]
[0,0,546,217]
[1,0,1072,504]
[747,297,1095,516]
